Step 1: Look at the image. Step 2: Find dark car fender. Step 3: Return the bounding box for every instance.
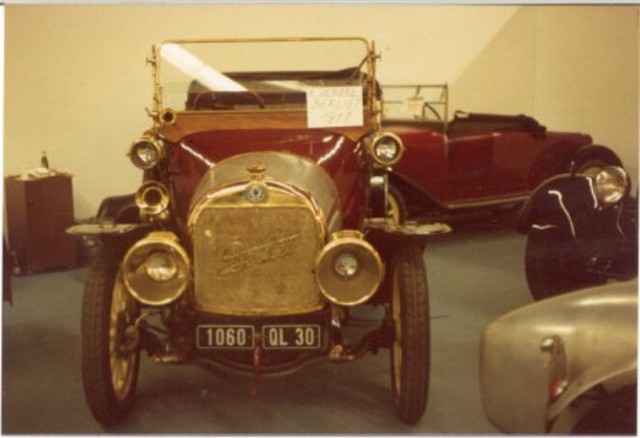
[95,193,138,222]
[517,173,625,240]
[570,144,623,173]
[66,193,150,242]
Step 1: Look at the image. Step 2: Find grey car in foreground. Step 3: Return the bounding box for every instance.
[480,279,637,434]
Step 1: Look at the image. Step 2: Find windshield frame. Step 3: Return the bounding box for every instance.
[148,37,378,128]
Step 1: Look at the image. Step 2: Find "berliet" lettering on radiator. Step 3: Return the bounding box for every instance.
[219,234,300,276]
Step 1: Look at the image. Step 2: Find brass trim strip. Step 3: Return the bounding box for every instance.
[159,36,371,48]
[444,194,528,210]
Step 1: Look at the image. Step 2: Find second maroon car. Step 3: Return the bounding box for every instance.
[381,85,623,221]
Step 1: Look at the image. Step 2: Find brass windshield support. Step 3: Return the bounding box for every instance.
[369,40,381,131]
[147,45,161,129]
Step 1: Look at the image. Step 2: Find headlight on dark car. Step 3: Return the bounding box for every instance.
[367,132,404,167]
[594,166,628,205]
[123,231,190,306]
[129,137,164,170]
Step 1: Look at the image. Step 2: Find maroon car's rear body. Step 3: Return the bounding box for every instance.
[380,86,604,217]
[385,117,592,210]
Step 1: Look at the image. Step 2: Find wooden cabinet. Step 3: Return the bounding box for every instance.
[5,174,78,274]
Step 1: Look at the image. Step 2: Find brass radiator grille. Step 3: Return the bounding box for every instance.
[191,203,324,315]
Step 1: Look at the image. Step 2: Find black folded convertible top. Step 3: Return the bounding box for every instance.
[449,111,547,138]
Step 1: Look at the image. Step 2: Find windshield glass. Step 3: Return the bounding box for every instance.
[157,38,372,121]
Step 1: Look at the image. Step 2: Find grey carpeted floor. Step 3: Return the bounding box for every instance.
[3,217,532,434]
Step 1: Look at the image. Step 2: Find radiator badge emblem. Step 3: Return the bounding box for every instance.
[220,234,299,276]
[245,182,268,203]
[245,165,268,203]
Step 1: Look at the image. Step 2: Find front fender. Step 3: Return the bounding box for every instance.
[66,193,147,241]
[517,174,621,239]
[96,193,138,222]
[364,218,451,248]
[480,280,638,434]
[570,144,623,173]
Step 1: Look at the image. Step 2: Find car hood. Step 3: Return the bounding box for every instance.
[178,129,358,170]
[168,129,367,230]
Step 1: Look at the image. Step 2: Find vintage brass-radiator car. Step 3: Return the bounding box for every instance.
[68,37,450,427]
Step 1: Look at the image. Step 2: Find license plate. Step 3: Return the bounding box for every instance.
[197,325,255,349]
[262,324,321,350]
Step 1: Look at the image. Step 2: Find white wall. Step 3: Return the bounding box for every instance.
[5,5,638,219]
[451,6,639,184]
[535,6,639,177]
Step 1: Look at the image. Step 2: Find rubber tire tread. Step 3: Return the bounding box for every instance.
[81,243,139,427]
[392,243,430,425]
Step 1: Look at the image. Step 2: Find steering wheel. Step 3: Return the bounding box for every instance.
[192,91,265,110]
[422,102,442,121]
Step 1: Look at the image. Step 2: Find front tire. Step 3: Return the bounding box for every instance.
[525,230,605,300]
[82,243,140,426]
[389,243,430,424]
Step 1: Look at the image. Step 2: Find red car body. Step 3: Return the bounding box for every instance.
[381,86,620,218]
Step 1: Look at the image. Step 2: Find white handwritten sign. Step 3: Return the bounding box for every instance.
[306,86,363,128]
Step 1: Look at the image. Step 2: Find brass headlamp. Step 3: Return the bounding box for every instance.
[315,230,384,306]
[129,136,165,170]
[122,231,190,306]
[366,132,405,167]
